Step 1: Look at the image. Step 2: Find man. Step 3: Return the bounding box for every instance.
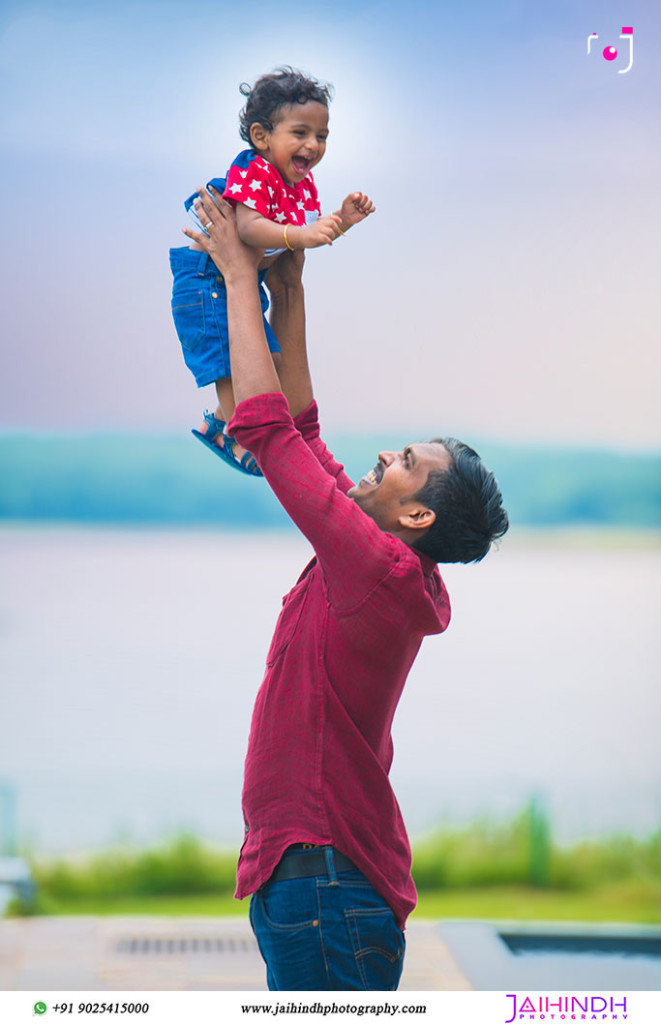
[184,189,508,991]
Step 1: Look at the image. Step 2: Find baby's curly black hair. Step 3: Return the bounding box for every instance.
[238,67,333,143]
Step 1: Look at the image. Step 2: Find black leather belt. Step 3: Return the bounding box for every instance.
[270,846,359,883]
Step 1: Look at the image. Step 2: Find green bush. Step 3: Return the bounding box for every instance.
[413,808,661,892]
[413,809,535,889]
[552,831,661,890]
[32,835,237,901]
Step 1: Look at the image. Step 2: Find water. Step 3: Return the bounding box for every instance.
[503,931,661,961]
[440,922,661,991]
[1,526,659,855]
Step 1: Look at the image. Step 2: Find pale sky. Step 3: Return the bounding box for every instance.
[1,0,659,449]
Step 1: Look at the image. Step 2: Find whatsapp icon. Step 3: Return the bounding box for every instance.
[34,1003,47,1015]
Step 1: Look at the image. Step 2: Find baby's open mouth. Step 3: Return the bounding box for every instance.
[291,156,311,175]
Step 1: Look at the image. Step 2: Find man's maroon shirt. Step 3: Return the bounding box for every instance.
[229,393,451,929]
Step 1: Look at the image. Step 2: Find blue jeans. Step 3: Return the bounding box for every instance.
[168,247,280,388]
[249,849,405,991]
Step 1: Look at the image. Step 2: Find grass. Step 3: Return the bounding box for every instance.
[19,881,661,924]
[412,880,661,924]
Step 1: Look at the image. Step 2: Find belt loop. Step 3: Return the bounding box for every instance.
[196,252,208,277]
[324,847,339,887]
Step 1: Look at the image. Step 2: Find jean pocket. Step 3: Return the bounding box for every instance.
[171,289,205,352]
[259,881,320,932]
[252,885,324,987]
[343,907,405,990]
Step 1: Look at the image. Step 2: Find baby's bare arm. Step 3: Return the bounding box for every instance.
[236,203,289,249]
[236,203,342,250]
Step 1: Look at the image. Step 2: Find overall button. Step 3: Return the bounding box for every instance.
[211,292,218,299]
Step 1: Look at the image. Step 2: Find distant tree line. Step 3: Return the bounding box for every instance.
[1,434,659,528]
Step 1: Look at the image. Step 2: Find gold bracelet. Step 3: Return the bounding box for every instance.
[284,225,295,251]
[336,224,346,237]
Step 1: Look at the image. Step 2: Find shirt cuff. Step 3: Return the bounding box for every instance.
[293,401,320,443]
[227,391,292,437]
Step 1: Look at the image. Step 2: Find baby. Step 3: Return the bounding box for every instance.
[169,67,374,475]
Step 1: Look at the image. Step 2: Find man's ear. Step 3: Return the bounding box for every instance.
[398,506,436,533]
[250,122,270,152]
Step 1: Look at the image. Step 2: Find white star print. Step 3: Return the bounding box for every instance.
[303,189,311,200]
[274,211,287,223]
[297,201,305,210]
[239,170,247,178]
[228,182,243,194]
[267,187,274,197]
[248,178,263,192]
[243,197,257,210]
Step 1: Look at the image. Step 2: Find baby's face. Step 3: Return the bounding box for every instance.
[254,101,329,184]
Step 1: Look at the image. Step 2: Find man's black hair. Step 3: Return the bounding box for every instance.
[413,439,509,564]
[238,67,333,143]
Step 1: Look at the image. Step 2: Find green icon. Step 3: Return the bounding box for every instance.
[34,1004,47,1016]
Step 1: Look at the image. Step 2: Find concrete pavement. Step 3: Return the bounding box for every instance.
[0,915,472,991]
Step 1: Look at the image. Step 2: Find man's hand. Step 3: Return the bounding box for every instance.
[182,186,263,279]
[266,250,306,296]
[338,191,375,230]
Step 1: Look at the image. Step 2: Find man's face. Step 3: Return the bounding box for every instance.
[348,442,452,535]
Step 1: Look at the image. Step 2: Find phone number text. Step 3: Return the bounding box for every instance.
[52,1004,149,1015]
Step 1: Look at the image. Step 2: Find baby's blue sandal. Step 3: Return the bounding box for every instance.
[222,432,261,475]
[191,411,263,477]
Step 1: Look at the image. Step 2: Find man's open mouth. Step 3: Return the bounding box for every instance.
[361,463,383,487]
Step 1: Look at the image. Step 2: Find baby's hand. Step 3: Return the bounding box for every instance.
[339,192,375,229]
[293,214,343,249]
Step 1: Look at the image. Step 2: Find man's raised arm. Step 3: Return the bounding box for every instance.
[184,188,318,419]
[263,250,313,418]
